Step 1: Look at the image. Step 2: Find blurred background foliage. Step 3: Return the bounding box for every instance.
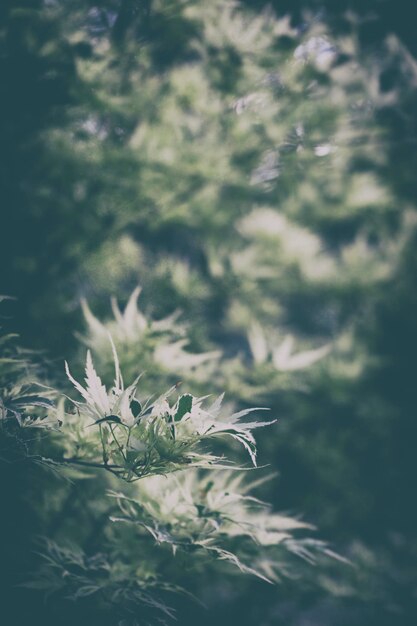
[1,0,417,624]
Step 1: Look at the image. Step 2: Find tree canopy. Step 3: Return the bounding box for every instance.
[1,1,417,625]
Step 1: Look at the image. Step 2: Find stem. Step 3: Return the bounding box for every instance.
[61,458,123,470]
[99,423,108,466]
[109,423,126,463]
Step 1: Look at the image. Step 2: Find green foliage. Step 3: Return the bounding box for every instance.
[26,540,180,626]
[0,320,58,466]
[62,341,273,479]
[0,318,331,625]
[110,469,330,584]
[78,287,220,394]
[2,1,417,625]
